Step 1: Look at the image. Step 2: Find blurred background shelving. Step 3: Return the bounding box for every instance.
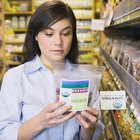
[0,0,102,76]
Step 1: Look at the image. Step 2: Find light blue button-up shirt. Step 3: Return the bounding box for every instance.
[0,55,104,140]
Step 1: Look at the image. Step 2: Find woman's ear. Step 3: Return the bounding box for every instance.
[35,36,38,41]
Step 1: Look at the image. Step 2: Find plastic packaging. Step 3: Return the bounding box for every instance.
[53,62,105,111]
[110,40,121,60]
[122,45,137,70]
[131,52,140,83]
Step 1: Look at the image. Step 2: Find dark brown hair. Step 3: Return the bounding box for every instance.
[22,0,78,63]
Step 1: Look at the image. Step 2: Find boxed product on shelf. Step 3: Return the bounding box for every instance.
[73,10,93,19]
[61,0,92,8]
[115,107,140,139]
[4,0,31,12]
[5,44,23,53]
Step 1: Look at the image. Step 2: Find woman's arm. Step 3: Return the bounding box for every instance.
[0,70,75,140]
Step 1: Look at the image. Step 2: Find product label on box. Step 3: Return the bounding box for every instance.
[100,90,126,110]
[59,79,90,111]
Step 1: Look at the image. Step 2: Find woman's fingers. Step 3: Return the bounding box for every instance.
[39,102,76,129]
[51,105,72,119]
[81,111,98,125]
[76,107,99,129]
[46,101,66,113]
[55,111,76,124]
[85,107,99,117]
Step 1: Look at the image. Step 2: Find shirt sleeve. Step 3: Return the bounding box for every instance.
[0,70,22,140]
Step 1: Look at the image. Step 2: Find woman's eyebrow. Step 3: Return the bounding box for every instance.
[61,26,72,31]
[45,26,72,31]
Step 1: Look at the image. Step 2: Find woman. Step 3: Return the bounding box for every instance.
[0,1,104,140]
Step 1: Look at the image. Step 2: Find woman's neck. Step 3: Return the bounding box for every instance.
[40,56,65,72]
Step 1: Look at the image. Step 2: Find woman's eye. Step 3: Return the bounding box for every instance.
[45,33,53,37]
[62,32,71,36]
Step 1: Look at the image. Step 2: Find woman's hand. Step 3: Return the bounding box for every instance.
[18,101,75,140]
[76,107,99,140]
[36,101,76,130]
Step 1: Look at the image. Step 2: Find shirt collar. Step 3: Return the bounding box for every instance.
[24,55,72,74]
[24,55,46,74]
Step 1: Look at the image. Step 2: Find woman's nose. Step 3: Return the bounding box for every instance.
[54,34,62,47]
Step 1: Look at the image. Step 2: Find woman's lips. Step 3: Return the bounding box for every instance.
[51,50,64,55]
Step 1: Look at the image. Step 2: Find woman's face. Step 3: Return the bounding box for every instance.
[36,18,73,64]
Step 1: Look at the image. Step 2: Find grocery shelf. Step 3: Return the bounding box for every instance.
[79,48,92,51]
[104,8,140,39]
[76,17,92,20]
[101,85,122,140]
[71,6,92,9]
[4,11,32,15]
[77,59,92,64]
[6,61,21,65]
[113,8,140,27]
[9,50,22,53]
[108,111,122,140]
[5,41,24,44]
[101,48,140,110]
[77,26,91,29]
[78,38,91,42]
[13,29,27,32]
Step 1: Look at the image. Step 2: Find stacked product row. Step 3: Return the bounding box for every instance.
[102,69,140,139]
[104,39,140,83]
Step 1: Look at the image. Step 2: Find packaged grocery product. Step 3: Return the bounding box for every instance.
[131,52,140,83]
[53,62,105,111]
[11,16,18,29]
[18,16,26,29]
[117,43,126,65]
[122,45,137,70]
[103,39,113,54]
[110,40,122,60]
[117,40,132,65]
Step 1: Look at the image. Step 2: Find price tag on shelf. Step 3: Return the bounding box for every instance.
[130,102,135,110]
[118,84,122,89]
[100,90,126,110]
[116,80,119,86]
[136,114,140,123]
[91,19,105,31]
[114,76,117,81]
[133,108,139,117]
[127,15,130,21]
